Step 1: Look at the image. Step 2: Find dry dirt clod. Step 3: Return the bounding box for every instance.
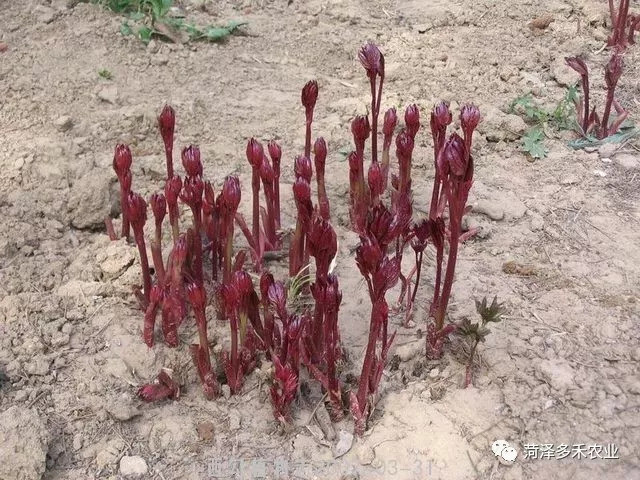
[119,455,148,477]
[0,406,49,480]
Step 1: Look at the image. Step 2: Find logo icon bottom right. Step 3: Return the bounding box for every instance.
[492,439,518,465]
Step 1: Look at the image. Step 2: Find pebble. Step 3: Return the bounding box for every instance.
[106,402,141,422]
[395,341,422,361]
[73,434,83,451]
[97,85,119,104]
[428,368,440,379]
[24,356,51,376]
[615,153,640,170]
[221,384,231,399]
[228,410,241,430]
[356,445,375,465]
[535,359,574,394]
[332,430,354,458]
[604,382,622,396]
[36,6,56,24]
[473,200,504,221]
[54,115,73,132]
[598,143,618,158]
[119,456,148,477]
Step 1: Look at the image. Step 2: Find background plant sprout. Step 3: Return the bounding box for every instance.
[88,0,247,44]
[509,87,578,159]
[456,296,505,388]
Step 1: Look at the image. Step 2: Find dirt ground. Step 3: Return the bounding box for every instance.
[1,0,640,479]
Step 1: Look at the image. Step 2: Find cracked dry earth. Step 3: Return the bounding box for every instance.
[1,0,640,479]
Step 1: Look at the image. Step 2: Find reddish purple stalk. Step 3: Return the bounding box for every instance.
[158,105,175,179]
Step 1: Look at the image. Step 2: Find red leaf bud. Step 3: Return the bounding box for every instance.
[158,105,175,147]
[113,144,132,178]
[150,192,167,224]
[301,80,319,113]
[181,145,203,177]
[221,175,241,213]
[368,162,384,198]
[351,115,371,145]
[404,104,420,138]
[358,42,384,79]
[441,133,466,177]
[460,104,481,136]
[605,54,623,89]
[246,138,264,170]
[127,192,147,229]
[313,137,327,167]
[268,140,282,165]
[186,282,206,310]
[395,129,414,160]
[383,108,397,136]
[294,155,313,182]
[165,175,183,205]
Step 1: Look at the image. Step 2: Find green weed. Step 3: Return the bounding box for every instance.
[509,86,578,159]
[90,0,246,44]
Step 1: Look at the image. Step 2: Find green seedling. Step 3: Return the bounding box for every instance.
[456,296,506,388]
[98,68,113,80]
[510,87,578,159]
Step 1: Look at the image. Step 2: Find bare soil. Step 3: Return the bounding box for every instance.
[1,1,639,479]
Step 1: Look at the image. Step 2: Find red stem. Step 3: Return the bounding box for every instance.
[252,169,261,250]
[600,72,620,139]
[165,146,173,179]
[434,209,461,331]
[119,186,130,240]
[133,230,151,308]
[370,78,378,165]
[356,302,381,410]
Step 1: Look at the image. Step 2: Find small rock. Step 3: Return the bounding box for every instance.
[428,368,440,379]
[54,115,73,132]
[0,406,49,480]
[68,170,114,229]
[14,390,29,402]
[332,430,354,458]
[36,6,56,23]
[196,421,215,442]
[535,359,574,394]
[73,434,83,451]
[597,398,617,418]
[95,439,124,468]
[615,153,640,170]
[228,410,241,430]
[560,176,578,185]
[221,384,231,399]
[146,39,159,53]
[151,54,169,66]
[551,55,577,87]
[357,445,375,465]
[598,142,618,158]
[473,200,504,221]
[25,356,51,376]
[98,240,135,279]
[604,381,622,396]
[395,341,422,361]
[98,85,119,104]
[529,215,544,231]
[119,455,148,477]
[106,402,141,421]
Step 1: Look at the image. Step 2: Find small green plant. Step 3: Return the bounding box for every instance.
[98,68,113,80]
[456,296,505,388]
[509,87,578,159]
[91,0,246,44]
